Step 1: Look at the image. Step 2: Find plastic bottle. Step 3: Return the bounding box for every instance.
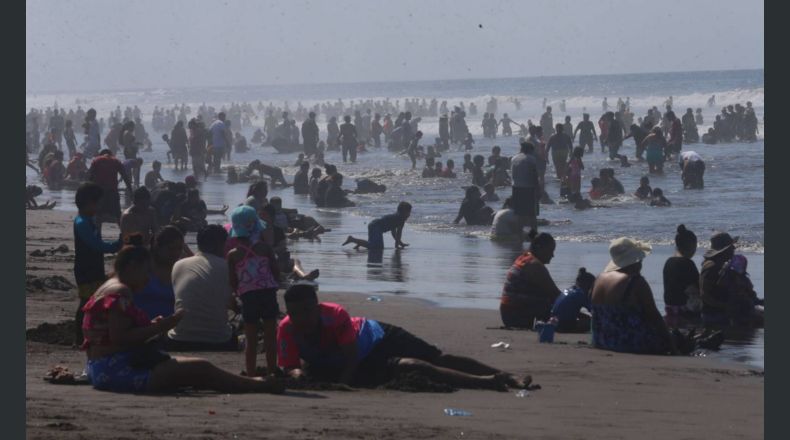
[366,296,382,302]
[444,408,473,417]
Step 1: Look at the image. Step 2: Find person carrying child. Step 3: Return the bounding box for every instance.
[226,206,281,377]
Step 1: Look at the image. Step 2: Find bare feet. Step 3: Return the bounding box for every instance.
[342,236,354,247]
[254,376,286,394]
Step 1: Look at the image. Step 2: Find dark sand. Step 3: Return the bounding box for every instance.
[26,210,763,439]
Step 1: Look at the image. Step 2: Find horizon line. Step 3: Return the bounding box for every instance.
[25,67,764,97]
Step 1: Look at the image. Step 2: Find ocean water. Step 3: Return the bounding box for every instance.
[26,69,764,367]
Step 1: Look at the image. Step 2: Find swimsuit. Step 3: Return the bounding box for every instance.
[591,276,671,354]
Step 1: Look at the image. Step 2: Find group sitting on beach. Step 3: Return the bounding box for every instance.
[496,223,761,355]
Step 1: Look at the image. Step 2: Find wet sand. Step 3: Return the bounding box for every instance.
[25,209,763,439]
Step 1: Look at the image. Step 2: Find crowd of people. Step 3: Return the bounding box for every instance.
[23,95,763,396]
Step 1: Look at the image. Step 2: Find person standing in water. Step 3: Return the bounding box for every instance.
[545,124,573,181]
[301,112,320,157]
[540,106,555,138]
[209,112,229,173]
[573,113,597,153]
[338,115,358,163]
[510,141,540,234]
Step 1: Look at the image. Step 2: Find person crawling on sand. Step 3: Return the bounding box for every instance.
[248,160,289,187]
[567,192,608,210]
[551,268,596,333]
[26,185,56,209]
[343,202,411,250]
[500,231,562,329]
[278,284,532,390]
[81,243,284,394]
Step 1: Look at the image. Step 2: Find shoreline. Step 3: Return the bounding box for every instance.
[25,208,764,439]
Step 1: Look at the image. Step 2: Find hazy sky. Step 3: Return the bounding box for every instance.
[26,0,763,93]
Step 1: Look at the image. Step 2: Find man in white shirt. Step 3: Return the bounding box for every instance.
[166,224,238,351]
[679,151,705,189]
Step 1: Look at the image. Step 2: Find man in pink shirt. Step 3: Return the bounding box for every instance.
[277,284,532,390]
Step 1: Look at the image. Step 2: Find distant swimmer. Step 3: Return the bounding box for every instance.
[559,99,566,113]
[634,176,653,200]
[707,95,716,108]
[695,108,704,126]
[602,97,609,112]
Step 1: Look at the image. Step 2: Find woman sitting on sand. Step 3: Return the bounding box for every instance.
[500,231,562,328]
[591,238,677,354]
[133,227,183,320]
[82,243,283,394]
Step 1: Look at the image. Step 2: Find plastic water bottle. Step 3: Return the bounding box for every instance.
[367,295,382,302]
[444,408,473,416]
[515,390,530,398]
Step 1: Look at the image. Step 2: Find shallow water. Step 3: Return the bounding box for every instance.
[26,69,764,368]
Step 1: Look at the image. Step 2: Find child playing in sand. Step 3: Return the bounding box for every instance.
[551,267,596,333]
[650,188,671,207]
[634,176,653,200]
[73,182,123,346]
[145,160,164,190]
[481,183,500,202]
[226,206,281,377]
[342,202,411,250]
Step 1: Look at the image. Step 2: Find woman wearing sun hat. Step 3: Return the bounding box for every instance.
[699,232,739,326]
[590,238,676,354]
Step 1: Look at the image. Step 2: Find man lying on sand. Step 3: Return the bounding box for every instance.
[278,284,531,391]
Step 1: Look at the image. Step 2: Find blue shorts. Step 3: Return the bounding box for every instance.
[87,351,152,393]
[240,289,280,323]
[367,223,385,250]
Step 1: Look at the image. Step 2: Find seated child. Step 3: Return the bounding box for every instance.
[422,157,436,178]
[589,177,605,200]
[145,160,164,190]
[440,159,457,178]
[634,176,653,200]
[462,153,473,173]
[551,267,596,333]
[723,255,764,326]
[480,183,500,202]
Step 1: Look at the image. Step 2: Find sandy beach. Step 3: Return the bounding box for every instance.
[24,209,763,439]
